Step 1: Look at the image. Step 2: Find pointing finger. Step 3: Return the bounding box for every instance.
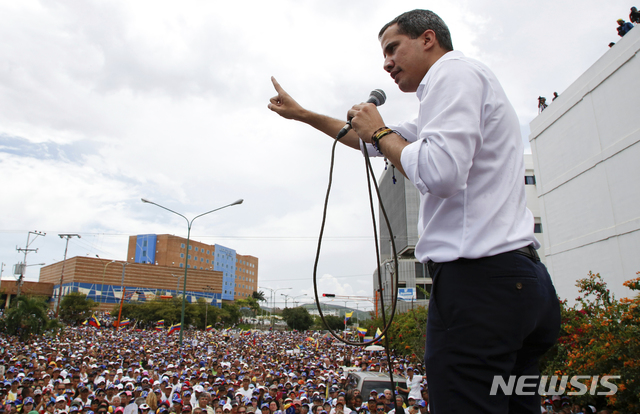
[271,76,285,94]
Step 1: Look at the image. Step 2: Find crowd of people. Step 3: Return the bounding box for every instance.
[0,327,427,414]
[0,326,617,414]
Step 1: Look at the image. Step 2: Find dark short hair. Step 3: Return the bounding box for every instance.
[379,9,453,51]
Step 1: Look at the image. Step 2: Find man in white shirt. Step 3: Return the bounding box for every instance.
[395,367,422,402]
[236,378,254,401]
[268,8,560,414]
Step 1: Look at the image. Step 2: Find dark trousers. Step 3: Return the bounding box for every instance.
[425,250,561,414]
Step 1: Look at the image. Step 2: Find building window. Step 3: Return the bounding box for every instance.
[525,175,536,185]
[181,243,185,248]
[416,283,432,300]
[180,253,184,258]
[534,223,543,233]
[189,245,192,250]
[180,263,183,268]
[143,240,148,247]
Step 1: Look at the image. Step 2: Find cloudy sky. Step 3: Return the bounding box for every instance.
[0,0,630,311]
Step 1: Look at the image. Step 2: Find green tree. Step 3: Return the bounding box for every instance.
[237,297,261,316]
[0,296,55,340]
[253,290,267,302]
[59,292,97,325]
[361,305,428,362]
[318,315,346,331]
[282,306,314,331]
[220,302,241,326]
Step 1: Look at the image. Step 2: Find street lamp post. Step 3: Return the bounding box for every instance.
[260,287,291,327]
[171,274,184,293]
[113,261,129,329]
[281,293,291,308]
[142,197,243,346]
[55,234,81,317]
[292,293,308,307]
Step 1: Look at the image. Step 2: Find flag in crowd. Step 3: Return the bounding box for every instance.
[357,327,367,337]
[119,319,131,327]
[206,325,213,332]
[344,311,353,323]
[168,323,181,335]
[88,314,101,328]
[374,327,384,343]
[157,319,165,326]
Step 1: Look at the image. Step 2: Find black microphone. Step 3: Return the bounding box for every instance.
[336,89,386,139]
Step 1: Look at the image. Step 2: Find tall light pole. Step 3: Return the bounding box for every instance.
[55,234,81,317]
[259,286,274,326]
[112,261,129,329]
[171,274,184,293]
[261,287,291,327]
[281,293,291,308]
[292,293,308,307]
[142,197,243,346]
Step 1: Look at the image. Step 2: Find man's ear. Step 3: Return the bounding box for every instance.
[422,30,437,49]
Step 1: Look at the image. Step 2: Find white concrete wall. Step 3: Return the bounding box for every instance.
[524,154,546,266]
[529,27,640,302]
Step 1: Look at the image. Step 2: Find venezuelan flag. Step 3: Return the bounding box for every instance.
[357,327,367,337]
[157,319,165,326]
[374,327,384,343]
[88,315,101,328]
[168,323,181,334]
[206,325,213,332]
[119,319,131,327]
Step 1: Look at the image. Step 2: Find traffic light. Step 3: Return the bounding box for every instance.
[322,293,336,297]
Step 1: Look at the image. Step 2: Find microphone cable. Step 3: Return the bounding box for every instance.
[312,124,402,406]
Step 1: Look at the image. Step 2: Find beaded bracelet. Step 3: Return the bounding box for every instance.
[371,126,388,138]
[372,127,394,154]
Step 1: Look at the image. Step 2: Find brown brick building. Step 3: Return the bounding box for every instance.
[0,280,54,309]
[39,256,225,312]
[37,234,258,311]
[126,234,258,301]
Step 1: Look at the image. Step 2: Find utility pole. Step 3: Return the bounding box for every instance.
[16,231,46,298]
[55,234,81,317]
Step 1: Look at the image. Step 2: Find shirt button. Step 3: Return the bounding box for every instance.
[516,282,523,290]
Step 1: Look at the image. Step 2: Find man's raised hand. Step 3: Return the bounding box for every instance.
[268,76,305,121]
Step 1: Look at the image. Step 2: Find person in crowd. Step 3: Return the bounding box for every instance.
[617,18,635,36]
[629,7,640,24]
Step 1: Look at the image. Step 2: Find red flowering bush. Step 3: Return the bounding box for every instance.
[541,272,640,413]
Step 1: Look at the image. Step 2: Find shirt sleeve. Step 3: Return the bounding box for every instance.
[400,59,487,199]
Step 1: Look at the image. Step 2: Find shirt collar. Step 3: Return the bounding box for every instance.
[416,50,464,97]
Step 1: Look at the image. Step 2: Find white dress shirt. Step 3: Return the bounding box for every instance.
[367,50,538,263]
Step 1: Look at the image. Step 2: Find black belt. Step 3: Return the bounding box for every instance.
[513,244,540,261]
[427,245,539,276]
